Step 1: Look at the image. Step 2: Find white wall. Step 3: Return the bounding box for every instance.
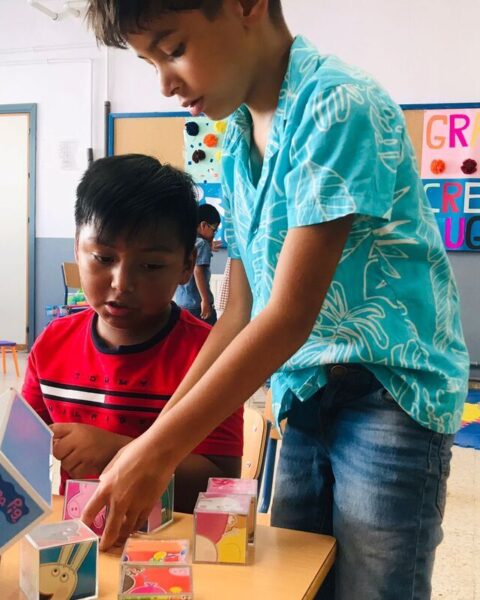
[1,0,479,238]
[0,1,105,238]
[282,0,480,104]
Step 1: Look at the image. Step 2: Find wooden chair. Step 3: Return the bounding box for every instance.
[61,262,81,305]
[258,389,286,513]
[0,340,20,377]
[241,406,270,482]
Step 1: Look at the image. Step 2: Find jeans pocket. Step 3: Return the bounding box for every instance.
[382,388,396,403]
[378,388,400,410]
[434,434,454,519]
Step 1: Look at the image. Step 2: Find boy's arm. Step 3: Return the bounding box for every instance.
[193,264,213,319]
[51,423,133,479]
[164,257,253,411]
[84,215,353,549]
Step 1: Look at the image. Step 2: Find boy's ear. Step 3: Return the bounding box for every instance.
[74,234,79,262]
[236,0,269,26]
[180,248,196,285]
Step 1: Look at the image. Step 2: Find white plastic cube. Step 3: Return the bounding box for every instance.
[119,538,192,599]
[207,477,258,543]
[20,519,98,600]
[0,388,52,553]
[193,492,251,565]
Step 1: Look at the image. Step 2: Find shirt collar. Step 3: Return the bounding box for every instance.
[224,36,321,153]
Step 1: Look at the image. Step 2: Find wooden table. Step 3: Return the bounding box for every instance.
[0,496,336,599]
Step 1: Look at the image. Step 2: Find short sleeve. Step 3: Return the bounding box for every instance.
[285,83,402,227]
[195,238,212,266]
[21,343,52,424]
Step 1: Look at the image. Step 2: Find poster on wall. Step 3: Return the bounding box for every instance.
[183,116,227,247]
[421,107,480,251]
[110,111,229,247]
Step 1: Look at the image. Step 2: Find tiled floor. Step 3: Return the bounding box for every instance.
[1,352,479,598]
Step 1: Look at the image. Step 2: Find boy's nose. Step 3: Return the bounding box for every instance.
[111,265,135,292]
[158,68,180,98]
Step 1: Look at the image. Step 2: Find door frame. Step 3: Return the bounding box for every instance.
[0,104,37,348]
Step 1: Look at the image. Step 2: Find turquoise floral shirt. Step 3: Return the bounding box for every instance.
[222,36,469,433]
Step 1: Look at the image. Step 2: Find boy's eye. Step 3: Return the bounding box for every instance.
[169,43,185,59]
[92,253,113,264]
[143,263,164,270]
[145,59,158,72]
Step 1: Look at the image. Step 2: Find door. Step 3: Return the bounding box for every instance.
[0,106,35,347]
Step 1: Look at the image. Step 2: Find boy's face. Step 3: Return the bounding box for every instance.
[75,223,194,347]
[198,221,219,243]
[126,3,259,120]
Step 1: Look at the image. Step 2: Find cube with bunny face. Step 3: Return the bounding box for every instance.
[20,519,98,600]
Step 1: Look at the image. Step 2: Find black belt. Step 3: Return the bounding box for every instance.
[326,363,372,380]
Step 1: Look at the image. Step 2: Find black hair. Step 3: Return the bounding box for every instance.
[75,154,198,256]
[198,203,220,226]
[86,1,284,49]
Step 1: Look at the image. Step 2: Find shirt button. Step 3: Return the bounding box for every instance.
[329,364,348,379]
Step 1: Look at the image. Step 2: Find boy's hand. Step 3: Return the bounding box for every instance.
[212,240,223,252]
[82,432,174,551]
[50,423,132,479]
[200,299,212,319]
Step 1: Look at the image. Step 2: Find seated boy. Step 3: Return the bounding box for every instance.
[22,154,242,513]
[176,203,220,326]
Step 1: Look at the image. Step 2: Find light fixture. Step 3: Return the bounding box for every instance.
[27,1,84,21]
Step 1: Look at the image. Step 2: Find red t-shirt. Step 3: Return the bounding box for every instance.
[22,304,243,489]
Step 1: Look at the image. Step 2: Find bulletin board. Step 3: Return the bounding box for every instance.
[108,111,228,246]
[402,103,480,252]
[110,105,480,252]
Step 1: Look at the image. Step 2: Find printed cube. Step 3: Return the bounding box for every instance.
[20,519,98,600]
[0,388,52,554]
[119,565,193,599]
[121,538,190,565]
[63,479,107,537]
[207,477,258,543]
[193,492,251,565]
[63,476,174,536]
[137,475,175,533]
[120,538,192,599]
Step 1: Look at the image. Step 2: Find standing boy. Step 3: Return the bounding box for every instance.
[84,3,469,598]
[22,154,242,513]
[176,203,220,325]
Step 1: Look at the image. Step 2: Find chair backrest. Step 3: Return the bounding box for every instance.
[241,406,270,481]
[257,389,286,513]
[61,262,81,304]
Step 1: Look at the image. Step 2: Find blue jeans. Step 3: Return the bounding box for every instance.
[271,366,453,600]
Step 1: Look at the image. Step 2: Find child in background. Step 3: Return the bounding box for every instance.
[84,3,469,598]
[176,203,220,325]
[22,154,242,513]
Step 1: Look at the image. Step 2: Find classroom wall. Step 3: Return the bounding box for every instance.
[0,0,479,358]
